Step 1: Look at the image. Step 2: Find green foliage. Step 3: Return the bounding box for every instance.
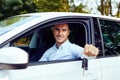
[0,0,23,19]
[0,0,36,20]
[74,4,87,13]
[34,0,69,12]
[0,0,88,20]
[97,0,120,18]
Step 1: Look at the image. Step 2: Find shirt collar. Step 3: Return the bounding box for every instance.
[54,39,70,50]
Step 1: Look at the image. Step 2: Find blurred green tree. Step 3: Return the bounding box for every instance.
[0,0,88,20]
[0,0,36,20]
[97,0,120,18]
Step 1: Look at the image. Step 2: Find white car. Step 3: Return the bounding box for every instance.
[0,12,120,80]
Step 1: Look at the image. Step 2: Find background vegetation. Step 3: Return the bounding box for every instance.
[0,0,120,20]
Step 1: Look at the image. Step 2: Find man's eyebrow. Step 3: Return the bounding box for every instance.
[53,27,59,30]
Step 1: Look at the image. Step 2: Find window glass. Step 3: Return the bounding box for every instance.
[0,16,37,36]
[99,19,120,56]
[11,32,34,48]
[12,35,32,47]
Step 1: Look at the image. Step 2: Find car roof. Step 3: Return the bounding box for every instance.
[19,12,120,21]
[0,12,120,47]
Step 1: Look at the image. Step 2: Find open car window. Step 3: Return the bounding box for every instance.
[30,23,86,61]
[10,22,86,62]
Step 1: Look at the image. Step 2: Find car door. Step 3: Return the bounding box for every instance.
[98,18,120,80]
[100,56,120,80]
[6,59,101,80]
[0,16,102,80]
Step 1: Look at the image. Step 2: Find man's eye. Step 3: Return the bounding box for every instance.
[62,29,67,31]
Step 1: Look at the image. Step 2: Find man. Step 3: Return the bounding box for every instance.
[39,23,99,61]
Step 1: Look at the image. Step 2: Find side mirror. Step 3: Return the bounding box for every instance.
[0,47,28,69]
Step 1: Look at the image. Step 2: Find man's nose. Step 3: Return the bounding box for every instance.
[59,30,62,35]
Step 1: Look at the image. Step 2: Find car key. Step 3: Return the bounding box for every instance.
[82,58,88,76]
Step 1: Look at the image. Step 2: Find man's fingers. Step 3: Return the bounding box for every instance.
[94,48,99,56]
[84,44,99,56]
[84,44,89,54]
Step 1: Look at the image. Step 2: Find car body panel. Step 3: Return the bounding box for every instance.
[0,12,120,80]
[100,56,120,80]
[2,59,101,80]
[1,12,119,46]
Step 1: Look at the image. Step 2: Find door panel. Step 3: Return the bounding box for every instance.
[8,61,83,80]
[6,59,101,80]
[83,59,101,80]
[101,56,120,80]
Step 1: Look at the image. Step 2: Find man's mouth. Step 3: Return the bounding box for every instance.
[57,36,63,40]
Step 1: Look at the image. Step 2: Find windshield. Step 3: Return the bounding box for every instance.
[0,16,37,36]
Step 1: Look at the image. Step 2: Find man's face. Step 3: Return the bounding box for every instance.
[52,23,70,45]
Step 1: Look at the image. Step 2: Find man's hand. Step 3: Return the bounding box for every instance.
[84,44,99,57]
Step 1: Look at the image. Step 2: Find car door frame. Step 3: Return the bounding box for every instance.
[1,15,102,80]
[96,17,120,80]
[27,16,102,80]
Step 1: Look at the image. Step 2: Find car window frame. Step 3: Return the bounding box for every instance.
[97,17,120,58]
[30,18,91,63]
[2,16,93,65]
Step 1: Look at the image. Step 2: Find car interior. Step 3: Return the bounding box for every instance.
[11,23,86,62]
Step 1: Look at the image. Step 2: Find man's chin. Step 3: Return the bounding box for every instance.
[57,40,65,44]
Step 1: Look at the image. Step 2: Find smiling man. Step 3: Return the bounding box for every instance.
[39,23,99,61]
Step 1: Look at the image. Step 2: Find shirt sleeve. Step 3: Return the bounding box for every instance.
[71,44,87,59]
[39,50,49,61]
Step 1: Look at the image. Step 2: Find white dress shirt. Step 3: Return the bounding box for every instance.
[39,39,86,61]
